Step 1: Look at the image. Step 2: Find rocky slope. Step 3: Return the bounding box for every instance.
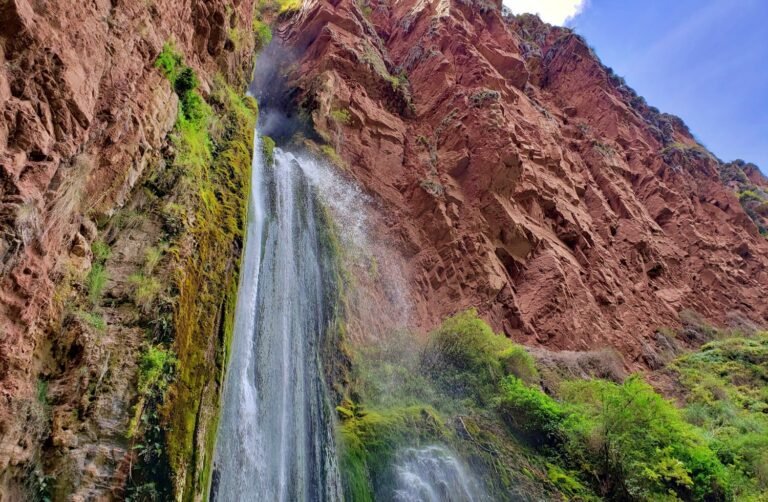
[274,0,768,366]
[0,0,258,498]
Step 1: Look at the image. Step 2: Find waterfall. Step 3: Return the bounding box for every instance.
[210,132,342,502]
[390,445,487,502]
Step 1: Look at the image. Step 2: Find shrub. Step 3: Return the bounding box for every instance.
[560,376,728,500]
[499,345,539,384]
[173,67,198,98]
[75,310,106,332]
[671,333,768,497]
[155,43,183,83]
[497,376,568,447]
[421,309,509,405]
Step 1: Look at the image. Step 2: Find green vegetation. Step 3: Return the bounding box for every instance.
[320,144,344,167]
[276,0,301,14]
[147,42,258,500]
[253,18,272,50]
[128,273,163,314]
[262,135,276,166]
[330,108,352,125]
[86,239,110,305]
[469,88,501,107]
[91,240,111,262]
[340,310,766,501]
[75,310,106,332]
[339,310,574,500]
[670,334,768,498]
[340,406,448,501]
[137,345,178,398]
[419,179,445,197]
[121,41,257,500]
[560,377,727,500]
[86,264,107,305]
[422,309,509,406]
[36,379,49,408]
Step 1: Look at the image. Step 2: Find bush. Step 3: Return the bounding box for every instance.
[155,43,183,83]
[560,376,728,500]
[499,345,539,384]
[91,240,111,262]
[671,333,768,497]
[421,309,509,405]
[497,376,568,447]
[174,67,198,98]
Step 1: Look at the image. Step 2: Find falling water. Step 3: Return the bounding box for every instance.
[390,445,487,502]
[210,133,342,501]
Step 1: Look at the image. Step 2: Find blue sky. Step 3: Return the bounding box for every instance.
[505,0,768,171]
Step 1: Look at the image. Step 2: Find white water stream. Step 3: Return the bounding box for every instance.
[210,134,342,501]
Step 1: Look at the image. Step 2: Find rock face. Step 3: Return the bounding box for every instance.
[0,0,256,496]
[276,0,768,363]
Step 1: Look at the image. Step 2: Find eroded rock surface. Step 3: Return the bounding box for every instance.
[0,0,256,495]
[277,0,768,362]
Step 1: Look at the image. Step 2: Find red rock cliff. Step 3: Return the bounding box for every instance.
[274,0,768,362]
[0,0,257,496]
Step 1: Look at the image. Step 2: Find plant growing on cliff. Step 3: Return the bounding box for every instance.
[253,18,272,50]
[86,264,107,305]
[262,135,276,166]
[145,43,258,499]
[330,108,352,125]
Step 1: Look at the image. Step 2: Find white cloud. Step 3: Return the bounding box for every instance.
[503,0,588,26]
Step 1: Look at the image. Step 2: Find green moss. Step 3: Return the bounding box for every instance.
[262,135,276,166]
[253,18,272,49]
[125,41,259,501]
[339,405,449,501]
[320,144,344,167]
[277,0,301,13]
[162,72,257,501]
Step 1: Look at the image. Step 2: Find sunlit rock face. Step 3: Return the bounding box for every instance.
[275,0,768,364]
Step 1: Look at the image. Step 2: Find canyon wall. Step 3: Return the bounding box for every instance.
[1,0,767,498]
[276,0,768,365]
[0,0,259,498]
